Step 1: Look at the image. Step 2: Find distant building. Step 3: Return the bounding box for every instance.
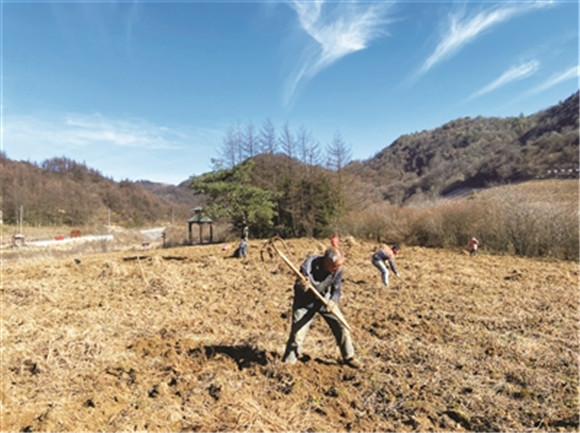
[545,167,579,179]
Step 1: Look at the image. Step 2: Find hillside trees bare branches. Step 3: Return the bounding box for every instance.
[0,154,189,228]
[297,126,321,168]
[326,131,352,221]
[349,91,578,204]
[243,121,258,158]
[259,118,277,155]
[207,120,357,237]
[217,123,243,169]
[278,122,296,162]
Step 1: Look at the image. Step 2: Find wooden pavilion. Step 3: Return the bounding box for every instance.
[188,208,214,244]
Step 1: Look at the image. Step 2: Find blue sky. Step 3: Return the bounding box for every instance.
[2,0,578,185]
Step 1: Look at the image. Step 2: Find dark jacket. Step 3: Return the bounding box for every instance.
[292,254,343,309]
[372,248,399,275]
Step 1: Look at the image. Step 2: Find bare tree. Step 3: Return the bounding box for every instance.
[234,121,244,164]
[220,123,243,168]
[298,126,322,168]
[326,130,352,218]
[279,122,295,160]
[243,120,257,158]
[221,125,237,169]
[326,130,352,173]
[296,126,311,164]
[259,118,278,154]
[307,140,322,169]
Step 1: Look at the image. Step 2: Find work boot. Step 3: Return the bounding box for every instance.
[344,357,362,369]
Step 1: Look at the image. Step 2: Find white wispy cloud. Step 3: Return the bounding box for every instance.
[284,0,393,105]
[1,112,221,183]
[61,113,185,149]
[469,60,540,99]
[3,112,221,153]
[527,66,579,95]
[418,1,553,76]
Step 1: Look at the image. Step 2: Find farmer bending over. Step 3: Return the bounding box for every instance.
[371,244,401,287]
[232,238,248,258]
[282,246,361,369]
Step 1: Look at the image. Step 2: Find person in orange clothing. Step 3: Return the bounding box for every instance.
[330,233,340,248]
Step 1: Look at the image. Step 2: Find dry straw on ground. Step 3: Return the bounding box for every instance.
[1,238,578,432]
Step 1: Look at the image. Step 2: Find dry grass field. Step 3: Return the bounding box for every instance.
[1,237,578,432]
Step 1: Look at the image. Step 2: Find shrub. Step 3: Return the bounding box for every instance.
[341,180,578,260]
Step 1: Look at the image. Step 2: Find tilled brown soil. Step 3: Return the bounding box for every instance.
[1,238,578,432]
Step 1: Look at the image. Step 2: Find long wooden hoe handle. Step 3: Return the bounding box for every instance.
[268,237,352,331]
[395,272,408,285]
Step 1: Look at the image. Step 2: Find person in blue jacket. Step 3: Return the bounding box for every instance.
[282,246,361,369]
[232,238,247,258]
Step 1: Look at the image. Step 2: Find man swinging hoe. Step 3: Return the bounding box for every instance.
[263,237,362,369]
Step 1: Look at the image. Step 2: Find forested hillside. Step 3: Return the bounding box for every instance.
[347,91,579,204]
[0,156,196,227]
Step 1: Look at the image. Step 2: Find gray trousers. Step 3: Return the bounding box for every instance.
[282,304,354,363]
[372,258,389,286]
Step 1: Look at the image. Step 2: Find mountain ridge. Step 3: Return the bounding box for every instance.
[345,91,578,203]
[1,91,577,227]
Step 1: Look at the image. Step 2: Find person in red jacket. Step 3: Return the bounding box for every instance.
[330,233,340,248]
[371,244,401,287]
[468,237,479,256]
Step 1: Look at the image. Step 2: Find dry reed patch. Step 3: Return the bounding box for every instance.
[1,240,578,432]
